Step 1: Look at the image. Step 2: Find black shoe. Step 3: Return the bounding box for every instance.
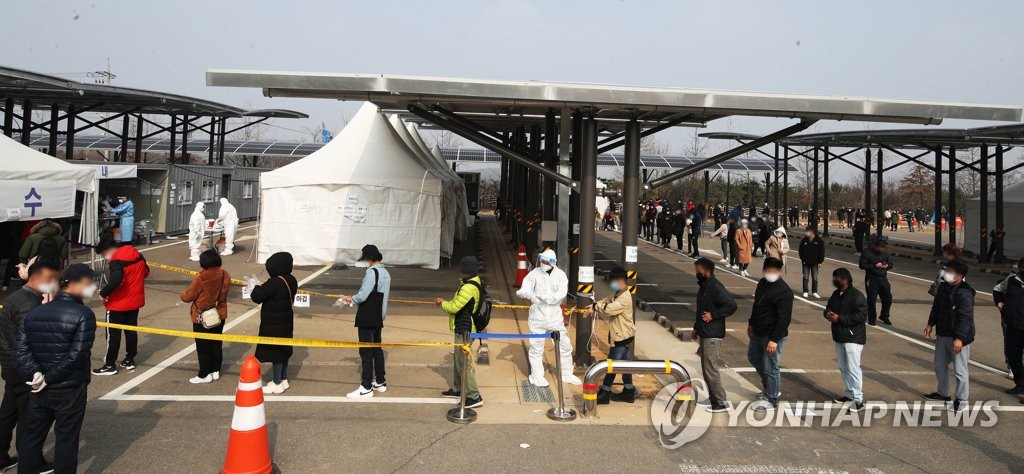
[0,457,17,472]
[462,396,484,408]
[832,396,852,403]
[1005,386,1024,395]
[596,388,611,405]
[850,402,865,413]
[950,399,967,413]
[706,402,729,413]
[39,462,54,474]
[923,392,951,402]
[611,387,636,403]
[867,320,877,326]
[440,388,460,398]
[879,316,892,326]
[92,365,117,376]
[119,359,136,370]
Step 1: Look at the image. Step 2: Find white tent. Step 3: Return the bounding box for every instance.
[0,134,97,250]
[964,181,1024,260]
[258,103,446,268]
[405,124,471,239]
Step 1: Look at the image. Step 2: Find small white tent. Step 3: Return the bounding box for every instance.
[0,134,97,250]
[257,103,446,268]
[964,181,1024,260]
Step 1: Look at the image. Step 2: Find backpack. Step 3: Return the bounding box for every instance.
[464,279,492,332]
[35,234,61,266]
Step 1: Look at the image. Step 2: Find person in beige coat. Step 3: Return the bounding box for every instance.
[735,219,754,277]
[767,226,790,264]
[590,266,636,404]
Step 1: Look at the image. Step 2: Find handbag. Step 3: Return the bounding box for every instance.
[198,271,226,329]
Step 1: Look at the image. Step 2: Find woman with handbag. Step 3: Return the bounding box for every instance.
[179,250,230,384]
[251,252,298,394]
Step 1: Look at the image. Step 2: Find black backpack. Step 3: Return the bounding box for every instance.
[464,279,492,332]
[35,234,61,266]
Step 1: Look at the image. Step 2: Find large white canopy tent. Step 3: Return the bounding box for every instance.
[0,134,98,254]
[405,123,472,240]
[257,103,447,268]
[964,181,1024,261]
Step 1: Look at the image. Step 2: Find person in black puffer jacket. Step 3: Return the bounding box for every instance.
[690,258,737,412]
[994,258,1024,394]
[251,252,298,395]
[746,257,794,409]
[798,226,826,298]
[924,260,975,412]
[12,263,97,474]
[823,267,868,409]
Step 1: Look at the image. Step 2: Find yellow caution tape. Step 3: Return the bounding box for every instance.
[96,321,470,352]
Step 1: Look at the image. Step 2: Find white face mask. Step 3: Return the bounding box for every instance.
[81,284,98,298]
[36,282,56,294]
[764,273,780,283]
[942,272,958,284]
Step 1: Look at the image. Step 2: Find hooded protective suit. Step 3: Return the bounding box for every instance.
[111,198,135,243]
[216,198,239,255]
[188,202,206,261]
[515,249,582,387]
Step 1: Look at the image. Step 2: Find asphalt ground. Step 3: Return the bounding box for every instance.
[2,218,1022,472]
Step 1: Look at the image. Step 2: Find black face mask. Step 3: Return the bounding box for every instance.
[832,280,843,289]
[696,273,708,283]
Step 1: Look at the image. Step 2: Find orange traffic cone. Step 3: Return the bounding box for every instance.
[514,244,529,287]
[223,355,273,474]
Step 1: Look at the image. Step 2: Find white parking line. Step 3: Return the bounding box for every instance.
[99,264,332,401]
[732,367,808,374]
[107,394,457,404]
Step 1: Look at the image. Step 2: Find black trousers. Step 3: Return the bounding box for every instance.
[674,233,684,251]
[1004,325,1024,388]
[0,377,43,466]
[104,309,139,365]
[18,385,87,474]
[854,233,865,253]
[357,328,385,389]
[865,276,892,324]
[729,241,738,265]
[193,322,224,378]
[688,233,700,255]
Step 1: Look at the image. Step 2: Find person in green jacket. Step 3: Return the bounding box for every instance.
[18,220,68,269]
[434,256,483,408]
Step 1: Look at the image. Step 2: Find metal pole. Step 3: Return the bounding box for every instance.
[812,147,820,225]
[568,112,582,296]
[864,149,872,232]
[2,97,13,137]
[544,110,557,224]
[181,115,190,164]
[208,118,216,165]
[120,114,130,162]
[134,114,143,163]
[20,99,32,146]
[623,119,641,296]
[703,170,710,205]
[574,114,597,366]
[823,146,830,238]
[556,108,572,271]
[948,146,957,245]
[65,105,76,161]
[546,331,577,421]
[48,104,59,157]
[783,147,790,223]
[218,118,227,166]
[581,359,692,417]
[446,336,476,423]
[934,148,943,256]
[526,125,542,257]
[876,149,883,237]
[980,144,989,262]
[773,143,780,221]
[168,115,177,163]
[996,146,1005,261]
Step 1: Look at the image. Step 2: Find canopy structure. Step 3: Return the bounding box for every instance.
[258,103,448,268]
[964,181,1024,260]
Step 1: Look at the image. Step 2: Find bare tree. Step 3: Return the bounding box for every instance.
[428,130,464,149]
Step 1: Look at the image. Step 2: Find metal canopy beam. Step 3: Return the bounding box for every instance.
[647,120,817,189]
[595,113,699,154]
[407,104,577,189]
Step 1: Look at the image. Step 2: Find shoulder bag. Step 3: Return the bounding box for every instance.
[198,271,227,329]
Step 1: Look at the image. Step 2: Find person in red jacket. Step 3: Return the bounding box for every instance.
[93,238,150,376]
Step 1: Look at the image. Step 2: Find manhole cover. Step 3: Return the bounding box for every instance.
[520,380,554,403]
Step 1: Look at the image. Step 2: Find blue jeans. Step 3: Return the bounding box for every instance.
[747,335,786,405]
[835,342,864,403]
[601,343,634,390]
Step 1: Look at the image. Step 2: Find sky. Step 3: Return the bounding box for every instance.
[5,0,1024,180]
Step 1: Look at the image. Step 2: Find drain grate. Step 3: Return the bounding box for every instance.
[520,380,554,403]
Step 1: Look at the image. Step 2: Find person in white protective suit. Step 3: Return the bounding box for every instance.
[187,202,207,261]
[515,249,583,387]
[215,198,239,256]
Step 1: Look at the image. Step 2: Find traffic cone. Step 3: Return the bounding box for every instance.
[514,244,529,287]
[223,355,273,474]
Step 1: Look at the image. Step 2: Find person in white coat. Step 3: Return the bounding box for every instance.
[515,249,583,387]
[188,202,207,261]
[215,198,239,256]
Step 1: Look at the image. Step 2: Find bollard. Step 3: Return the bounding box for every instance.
[546,331,577,421]
[581,359,692,417]
[447,333,477,424]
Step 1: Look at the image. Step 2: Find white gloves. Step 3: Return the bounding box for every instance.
[26,372,46,393]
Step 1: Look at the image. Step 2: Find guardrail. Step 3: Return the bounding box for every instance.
[581,359,692,417]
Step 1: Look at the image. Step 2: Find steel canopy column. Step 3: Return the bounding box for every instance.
[823,146,830,238]
[568,112,582,297]
[812,147,820,229]
[48,104,59,157]
[864,149,872,232]
[120,115,130,162]
[876,149,883,237]
[208,119,216,165]
[181,115,190,164]
[135,115,143,163]
[783,147,790,223]
[934,148,943,256]
[703,171,710,205]
[544,111,557,223]
[622,118,641,297]
[168,115,177,163]
[2,97,13,137]
[980,144,989,262]
[20,99,32,146]
[574,114,598,366]
[526,125,542,258]
[65,105,76,161]
[948,146,957,245]
[218,118,227,165]
[996,146,1005,261]
[556,108,571,269]
[773,143,780,222]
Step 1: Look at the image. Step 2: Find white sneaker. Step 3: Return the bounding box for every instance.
[731,265,739,270]
[372,382,387,393]
[528,374,550,387]
[719,258,728,263]
[812,293,821,299]
[561,374,583,385]
[346,385,374,398]
[262,382,284,394]
[189,375,213,384]
[211,371,220,381]
[278,380,290,392]
[802,292,809,298]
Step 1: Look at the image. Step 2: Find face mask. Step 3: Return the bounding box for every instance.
[764,273,780,283]
[81,284,98,298]
[696,273,708,283]
[942,272,958,284]
[37,282,56,294]
[610,281,622,291]
[832,280,842,289]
